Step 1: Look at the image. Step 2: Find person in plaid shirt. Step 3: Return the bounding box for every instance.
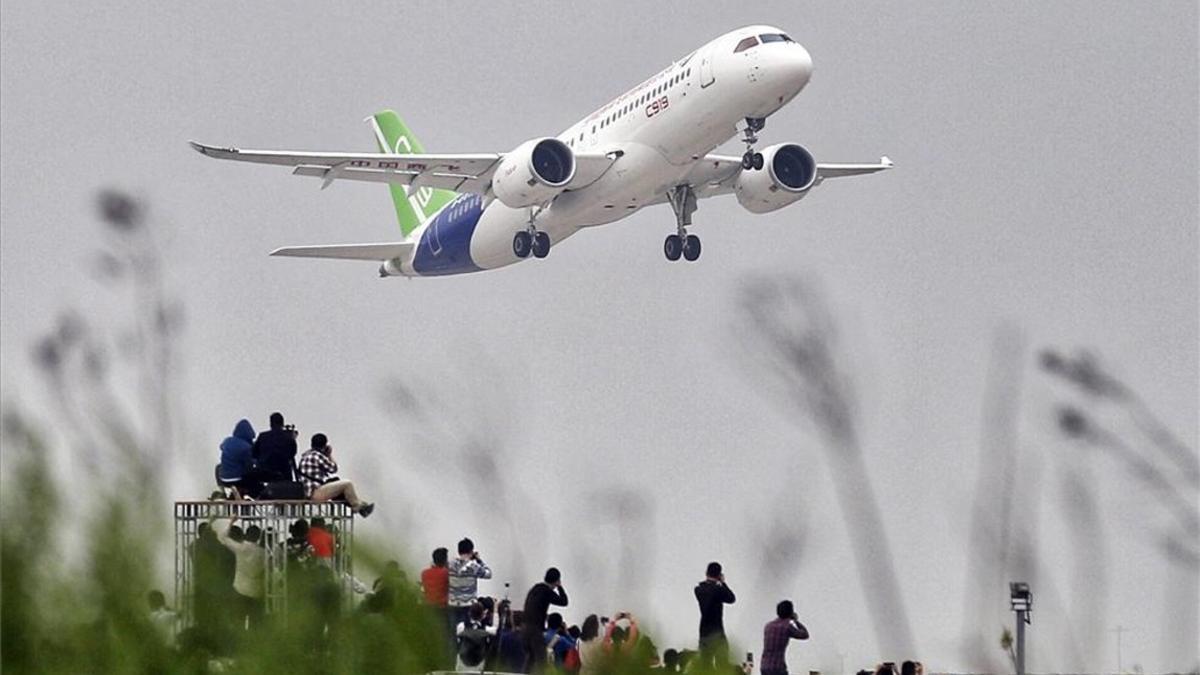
[760,600,809,675]
[297,433,375,517]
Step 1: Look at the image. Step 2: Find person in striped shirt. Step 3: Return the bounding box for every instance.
[448,538,493,631]
[297,433,374,517]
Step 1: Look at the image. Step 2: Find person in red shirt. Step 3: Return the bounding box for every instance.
[307,517,335,560]
[420,547,453,664]
[421,547,450,606]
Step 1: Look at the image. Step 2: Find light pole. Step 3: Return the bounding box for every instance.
[1010,582,1032,675]
[1111,625,1129,673]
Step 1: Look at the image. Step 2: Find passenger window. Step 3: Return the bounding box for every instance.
[734,36,758,52]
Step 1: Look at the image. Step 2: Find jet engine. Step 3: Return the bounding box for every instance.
[735,143,818,214]
[492,138,576,209]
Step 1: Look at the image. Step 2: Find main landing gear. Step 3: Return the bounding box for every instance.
[513,207,551,259]
[665,184,702,262]
[740,116,766,171]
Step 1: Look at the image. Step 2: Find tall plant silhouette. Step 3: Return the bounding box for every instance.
[1046,349,1199,668]
[731,276,915,656]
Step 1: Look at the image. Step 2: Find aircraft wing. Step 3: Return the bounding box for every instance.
[269,242,414,261]
[673,153,895,201]
[189,141,617,193]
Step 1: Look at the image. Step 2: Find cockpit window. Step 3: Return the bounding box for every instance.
[733,36,758,53]
[759,33,787,43]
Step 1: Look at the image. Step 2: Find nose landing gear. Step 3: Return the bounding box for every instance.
[741,117,766,170]
[665,185,702,262]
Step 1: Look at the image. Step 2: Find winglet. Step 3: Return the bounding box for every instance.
[189,141,238,158]
[881,156,894,168]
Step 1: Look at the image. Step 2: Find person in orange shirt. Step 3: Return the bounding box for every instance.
[307,517,335,560]
[421,547,453,660]
[421,547,450,606]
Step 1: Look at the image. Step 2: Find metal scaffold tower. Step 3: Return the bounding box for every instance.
[174,500,355,625]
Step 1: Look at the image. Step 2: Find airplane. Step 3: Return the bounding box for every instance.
[190,24,892,277]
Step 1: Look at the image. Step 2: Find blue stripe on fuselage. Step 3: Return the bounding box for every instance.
[412,194,484,276]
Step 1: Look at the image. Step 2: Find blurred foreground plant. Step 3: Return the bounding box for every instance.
[1,191,453,674]
[731,276,914,657]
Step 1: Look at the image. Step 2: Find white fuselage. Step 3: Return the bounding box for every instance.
[396,25,813,276]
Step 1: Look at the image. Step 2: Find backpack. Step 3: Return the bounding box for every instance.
[262,480,305,500]
[563,644,581,672]
[458,624,489,667]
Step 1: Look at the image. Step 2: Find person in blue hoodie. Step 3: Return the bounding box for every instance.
[218,419,257,499]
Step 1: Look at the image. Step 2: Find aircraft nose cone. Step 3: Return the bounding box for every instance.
[787,43,813,90]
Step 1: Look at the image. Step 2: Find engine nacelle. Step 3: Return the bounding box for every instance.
[735,143,818,214]
[492,138,576,208]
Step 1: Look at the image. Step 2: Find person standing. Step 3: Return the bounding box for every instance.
[147,589,179,648]
[522,567,568,673]
[192,521,236,640]
[307,517,335,562]
[422,547,453,658]
[297,433,374,517]
[760,600,809,675]
[448,538,493,631]
[694,561,736,668]
[252,412,297,482]
[421,547,451,607]
[493,607,527,673]
[213,518,266,630]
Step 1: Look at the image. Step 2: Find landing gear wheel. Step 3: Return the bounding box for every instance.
[513,231,532,258]
[741,152,755,170]
[683,234,702,261]
[664,234,683,261]
[752,152,764,170]
[532,231,551,258]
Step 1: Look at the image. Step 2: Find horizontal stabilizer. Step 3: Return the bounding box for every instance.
[269,242,414,261]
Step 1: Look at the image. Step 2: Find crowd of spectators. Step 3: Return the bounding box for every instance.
[158,518,920,675]
[161,411,924,673]
[411,539,842,675]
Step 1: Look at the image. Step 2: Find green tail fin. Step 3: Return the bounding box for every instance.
[367,111,457,238]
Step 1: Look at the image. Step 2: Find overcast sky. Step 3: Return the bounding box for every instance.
[2,1,1197,672]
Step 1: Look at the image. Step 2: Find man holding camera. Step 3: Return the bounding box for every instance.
[695,561,736,668]
[252,412,297,482]
[448,538,493,633]
[297,433,375,517]
[760,600,809,675]
[522,567,568,673]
